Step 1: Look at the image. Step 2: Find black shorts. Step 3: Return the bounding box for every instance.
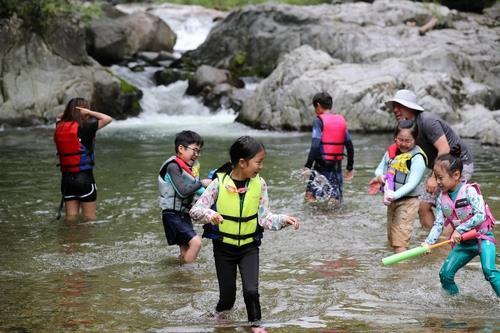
[61,170,97,202]
[162,211,196,246]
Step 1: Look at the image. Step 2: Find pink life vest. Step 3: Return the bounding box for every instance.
[318,113,346,161]
[441,182,496,251]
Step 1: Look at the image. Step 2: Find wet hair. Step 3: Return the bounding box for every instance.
[60,97,91,125]
[435,145,463,176]
[215,136,265,175]
[174,130,204,153]
[394,119,418,140]
[312,92,333,110]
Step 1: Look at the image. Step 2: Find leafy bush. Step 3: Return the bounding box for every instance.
[154,0,332,11]
[0,0,72,30]
[75,3,103,24]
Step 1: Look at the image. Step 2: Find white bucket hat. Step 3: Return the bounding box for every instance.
[385,89,424,111]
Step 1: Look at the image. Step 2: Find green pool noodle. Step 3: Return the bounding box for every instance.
[382,245,428,266]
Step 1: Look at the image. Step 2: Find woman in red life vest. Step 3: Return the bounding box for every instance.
[54,98,112,220]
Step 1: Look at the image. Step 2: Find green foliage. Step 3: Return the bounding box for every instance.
[154,0,331,11]
[119,77,138,94]
[73,3,103,24]
[230,51,246,66]
[0,0,72,31]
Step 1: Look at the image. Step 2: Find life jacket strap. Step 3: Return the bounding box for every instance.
[57,162,95,173]
[219,230,257,240]
[57,150,94,157]
[321,141,345,145]
[162,208,191,217]
[476,232,496,254]
[221,213,258,223]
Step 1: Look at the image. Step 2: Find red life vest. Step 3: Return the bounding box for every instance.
[387,143,398,159]
[441,182,496,250]
[174,156,194,177]
[318,113,346,161]
[54,121,94,173]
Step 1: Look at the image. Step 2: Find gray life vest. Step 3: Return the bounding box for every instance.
[158,156,199,213]
[387,146,428,197]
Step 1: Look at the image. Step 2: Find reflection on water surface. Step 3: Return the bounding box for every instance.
[0,127,499,332]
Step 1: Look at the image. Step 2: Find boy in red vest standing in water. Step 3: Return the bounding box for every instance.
[304,92,354,204]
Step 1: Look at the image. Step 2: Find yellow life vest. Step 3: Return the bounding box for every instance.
[216,172,261,246]
[389,146,428,192]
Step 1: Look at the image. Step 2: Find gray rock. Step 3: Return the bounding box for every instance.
[209,0,500,144]
[454,104,500,145]
[186,65,244,96]
[0,16,142,126]
[87,11,177,65]
[238,45,500,145]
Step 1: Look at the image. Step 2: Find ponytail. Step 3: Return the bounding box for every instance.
[212,161,232,179]
[435,145,463,175]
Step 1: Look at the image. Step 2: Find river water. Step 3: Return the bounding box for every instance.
[1,3,499,333]
[1,125,499,332]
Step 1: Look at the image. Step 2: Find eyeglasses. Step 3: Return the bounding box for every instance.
[184,146,201,156]
[395,137,415,144]
[224,184,248,194]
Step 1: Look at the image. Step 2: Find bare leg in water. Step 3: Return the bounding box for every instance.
[179,236,202,263]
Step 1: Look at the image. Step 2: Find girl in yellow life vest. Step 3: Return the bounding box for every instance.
[368,120,427,253]
[190,136,299,333]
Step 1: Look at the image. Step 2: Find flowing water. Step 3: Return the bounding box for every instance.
[1,124,499,332]
[1,3,499,333]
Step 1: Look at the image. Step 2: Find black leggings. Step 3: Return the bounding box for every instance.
[213,242,261,322]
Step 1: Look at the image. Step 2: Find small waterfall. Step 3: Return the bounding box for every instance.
[108,4,239,136]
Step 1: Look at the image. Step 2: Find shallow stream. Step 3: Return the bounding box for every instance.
[0,123,498,332]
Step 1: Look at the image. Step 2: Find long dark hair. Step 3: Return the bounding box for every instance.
[435,145,463,176]
[214,136,265,176]
[60,97,91,126]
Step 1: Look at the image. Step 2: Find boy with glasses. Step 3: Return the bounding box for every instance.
[158,130,211,263]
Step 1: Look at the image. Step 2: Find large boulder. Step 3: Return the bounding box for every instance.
[0,16,142,126]
[86,11,177,65]
[215,0,500,144]
[184,0,498,78]
[237,45,500,145]
[183,0,452,76]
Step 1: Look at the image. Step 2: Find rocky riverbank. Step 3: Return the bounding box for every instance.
[0,0,499,145]
[184,0,500,144]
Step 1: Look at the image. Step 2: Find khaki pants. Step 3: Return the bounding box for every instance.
[387,197,420,248]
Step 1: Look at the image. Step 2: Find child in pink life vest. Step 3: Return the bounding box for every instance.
[368,120,427,253]
[423,147,499,296]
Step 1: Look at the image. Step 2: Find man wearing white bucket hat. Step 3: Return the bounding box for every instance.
[385,89,474,229]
